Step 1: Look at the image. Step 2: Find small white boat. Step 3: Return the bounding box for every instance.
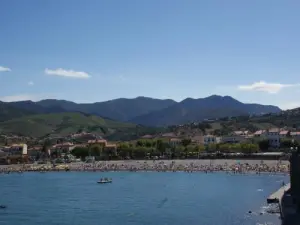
[97,178,112,184]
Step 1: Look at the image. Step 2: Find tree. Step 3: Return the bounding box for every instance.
[41,138,52,158]
[258,139,269,151]
[71,147,89,159]
[240,143,259,154]
[193,145,205,158]
[156,140,167,157]
[117,143,131,159]
[281,139,299,148]
[218,143,231,153]
[207,143,218,152]
[181,139,191,147]
[90,145,102,157]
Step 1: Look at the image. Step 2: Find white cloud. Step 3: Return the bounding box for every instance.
[238,81,300,94]
[0,66,11,72]
[0,94,39,102]
[279,102,300,110]
[0,93,59,102]
[28,81,34,86]
[45,68,90,79]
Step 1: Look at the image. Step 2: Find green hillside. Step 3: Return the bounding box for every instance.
[0,101,34,122]
[0,112,136,138]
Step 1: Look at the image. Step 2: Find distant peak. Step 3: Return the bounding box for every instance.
[207,94,222,99]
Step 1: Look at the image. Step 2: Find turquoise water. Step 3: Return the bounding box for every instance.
[0,172,288,225]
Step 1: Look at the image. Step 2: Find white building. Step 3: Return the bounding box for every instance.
[2,144,27,156]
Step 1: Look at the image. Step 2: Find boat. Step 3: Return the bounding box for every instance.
[97,178,112,184]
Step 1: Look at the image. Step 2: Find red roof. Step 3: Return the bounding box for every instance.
[254,130,265,135]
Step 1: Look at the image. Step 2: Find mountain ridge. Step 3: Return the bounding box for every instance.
[4,95,281,126]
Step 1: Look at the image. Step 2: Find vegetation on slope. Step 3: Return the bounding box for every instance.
[0,112,168,140]
[170,109,300,136]
[0,112,134,138]
[0,101,35,122]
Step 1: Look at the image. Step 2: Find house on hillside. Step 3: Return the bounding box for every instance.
[1,144,28,156]
[141,134,154,139]
[191,135,204,145]
[233,130,250,136]
[27,146,42,158]
[51,142,75,154]
[267,128,280,148]
[279,130,290,138]
[1,144,28,164]
[291,132,300,138]
[169,138,182,147]
[203,135,220,145]
[290,132,300,141]
[254,130,267,137]
[88,139,107,146]
[221,135,246,144]
[161,132,177,138]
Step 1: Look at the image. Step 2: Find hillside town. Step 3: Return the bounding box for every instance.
[0,127,299,165]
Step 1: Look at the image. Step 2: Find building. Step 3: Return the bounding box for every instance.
[1,144,27,156]
[191,135,204,145]
[160,132,177,138]
[27,146,42,158]
[169,138,182,147]
[290,132,300,140]
[233,130,250,136]
[221,135,246,144]
[1,144,28,164]
[279,130,290,138]
[51,142,75,154]
[267,128,280,148]
[141,134,154,139]
[203,135,219,145]
[88,139,107,148]
[254,130,267,137]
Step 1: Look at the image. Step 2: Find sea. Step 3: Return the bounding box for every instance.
[0,172,289,225]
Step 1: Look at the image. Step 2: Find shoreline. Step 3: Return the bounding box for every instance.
[0,168,289,175]
[0,159,290,175]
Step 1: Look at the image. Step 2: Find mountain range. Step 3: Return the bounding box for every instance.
[0,95,281,126]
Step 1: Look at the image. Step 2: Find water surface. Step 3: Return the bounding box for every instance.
[0,172,288,225]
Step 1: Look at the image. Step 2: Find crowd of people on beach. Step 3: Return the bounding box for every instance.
[75,161,289,174]
[0,160,289,174]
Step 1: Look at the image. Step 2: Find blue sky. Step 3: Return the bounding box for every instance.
[1,0,300,109]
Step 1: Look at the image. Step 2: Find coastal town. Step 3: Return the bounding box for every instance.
[0,127,298,165]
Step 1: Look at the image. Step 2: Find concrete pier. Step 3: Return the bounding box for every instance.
[267,183,290,204]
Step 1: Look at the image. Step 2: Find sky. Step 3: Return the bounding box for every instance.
[1,0,300,109]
